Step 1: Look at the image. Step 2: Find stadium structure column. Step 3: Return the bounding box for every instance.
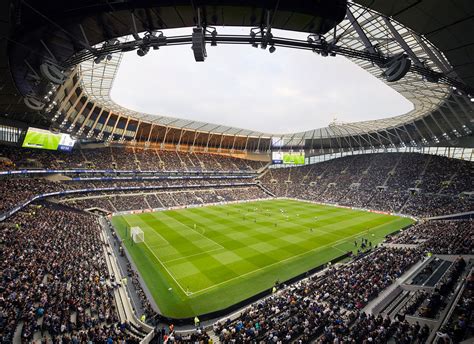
[86,107,104,138]
[191,130,200,152]
[131,120,141,143]
[146,124,154,147]
[96,111,113,140]
[161,126,172,149]
[176,128,185,151]
[68,98,89,130]
[61,90,85,126]
[205,132,214,152]
[108,114,121,141]
[56,75,83,114]
[243,136,249,152]
[119,116,132,141]
[76,103,96,135]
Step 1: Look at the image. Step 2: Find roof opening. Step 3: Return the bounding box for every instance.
[110,27,413,134]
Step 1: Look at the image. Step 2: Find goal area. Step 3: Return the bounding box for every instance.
[131,227,144,243]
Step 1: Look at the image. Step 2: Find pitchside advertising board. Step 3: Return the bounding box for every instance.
[22,127,76,152]
[272,151,305,165]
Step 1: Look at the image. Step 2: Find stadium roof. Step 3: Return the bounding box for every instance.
[79,1,462,142]
[0,0,473,150]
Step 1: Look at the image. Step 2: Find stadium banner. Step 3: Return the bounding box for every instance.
[0,169,257,176]
[69,175,255,181]
[111,197,272,216]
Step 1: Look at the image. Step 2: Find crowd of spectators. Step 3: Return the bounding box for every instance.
[440,271,474,342]
[391,220,473,255]
[0,205,138,343]
[0,149,471,219]
[0,174,258,216]
[213,247,421,343]
[0,145,264,172]
[64,186,269,213]
[262,153,472,217]
[0,178,61,213]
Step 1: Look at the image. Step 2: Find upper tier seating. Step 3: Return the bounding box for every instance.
[0,145,265,172]
[261,153,472,217]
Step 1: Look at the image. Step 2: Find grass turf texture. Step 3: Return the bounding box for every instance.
[111,199,413,318]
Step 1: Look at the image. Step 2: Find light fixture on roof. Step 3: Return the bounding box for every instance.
[452,129,462,138]
[94,55,105,64]
[207,27,218,47]
[137,46,150,57]
[269,45,276,53]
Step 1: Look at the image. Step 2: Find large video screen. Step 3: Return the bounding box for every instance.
[272,151,305,165]
[22,127,76,151]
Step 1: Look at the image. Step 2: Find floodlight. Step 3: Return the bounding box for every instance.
[94,55,104,64]
[137,46,149,57]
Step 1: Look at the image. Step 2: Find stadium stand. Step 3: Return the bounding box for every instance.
[0,204,142,343]
[261,153,472,217]
[1,146,471,343]
[0,146,263,172]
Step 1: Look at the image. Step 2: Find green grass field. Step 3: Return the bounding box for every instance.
[111,199,414,318]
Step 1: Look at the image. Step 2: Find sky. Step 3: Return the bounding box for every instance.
[111,27,413,134]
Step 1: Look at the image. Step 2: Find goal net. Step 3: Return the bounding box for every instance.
[131,227,144,243]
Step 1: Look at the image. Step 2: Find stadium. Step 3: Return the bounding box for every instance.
[0,0,473,343]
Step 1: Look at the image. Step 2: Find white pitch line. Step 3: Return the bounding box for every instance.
[189,227,383,296]
[122,218,189,296]
[142,241,190,296]
[122,203,404,297]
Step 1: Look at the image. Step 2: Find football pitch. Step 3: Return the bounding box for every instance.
[111,199,414,318]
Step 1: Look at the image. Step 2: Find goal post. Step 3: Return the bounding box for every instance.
[131,227,144,243]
